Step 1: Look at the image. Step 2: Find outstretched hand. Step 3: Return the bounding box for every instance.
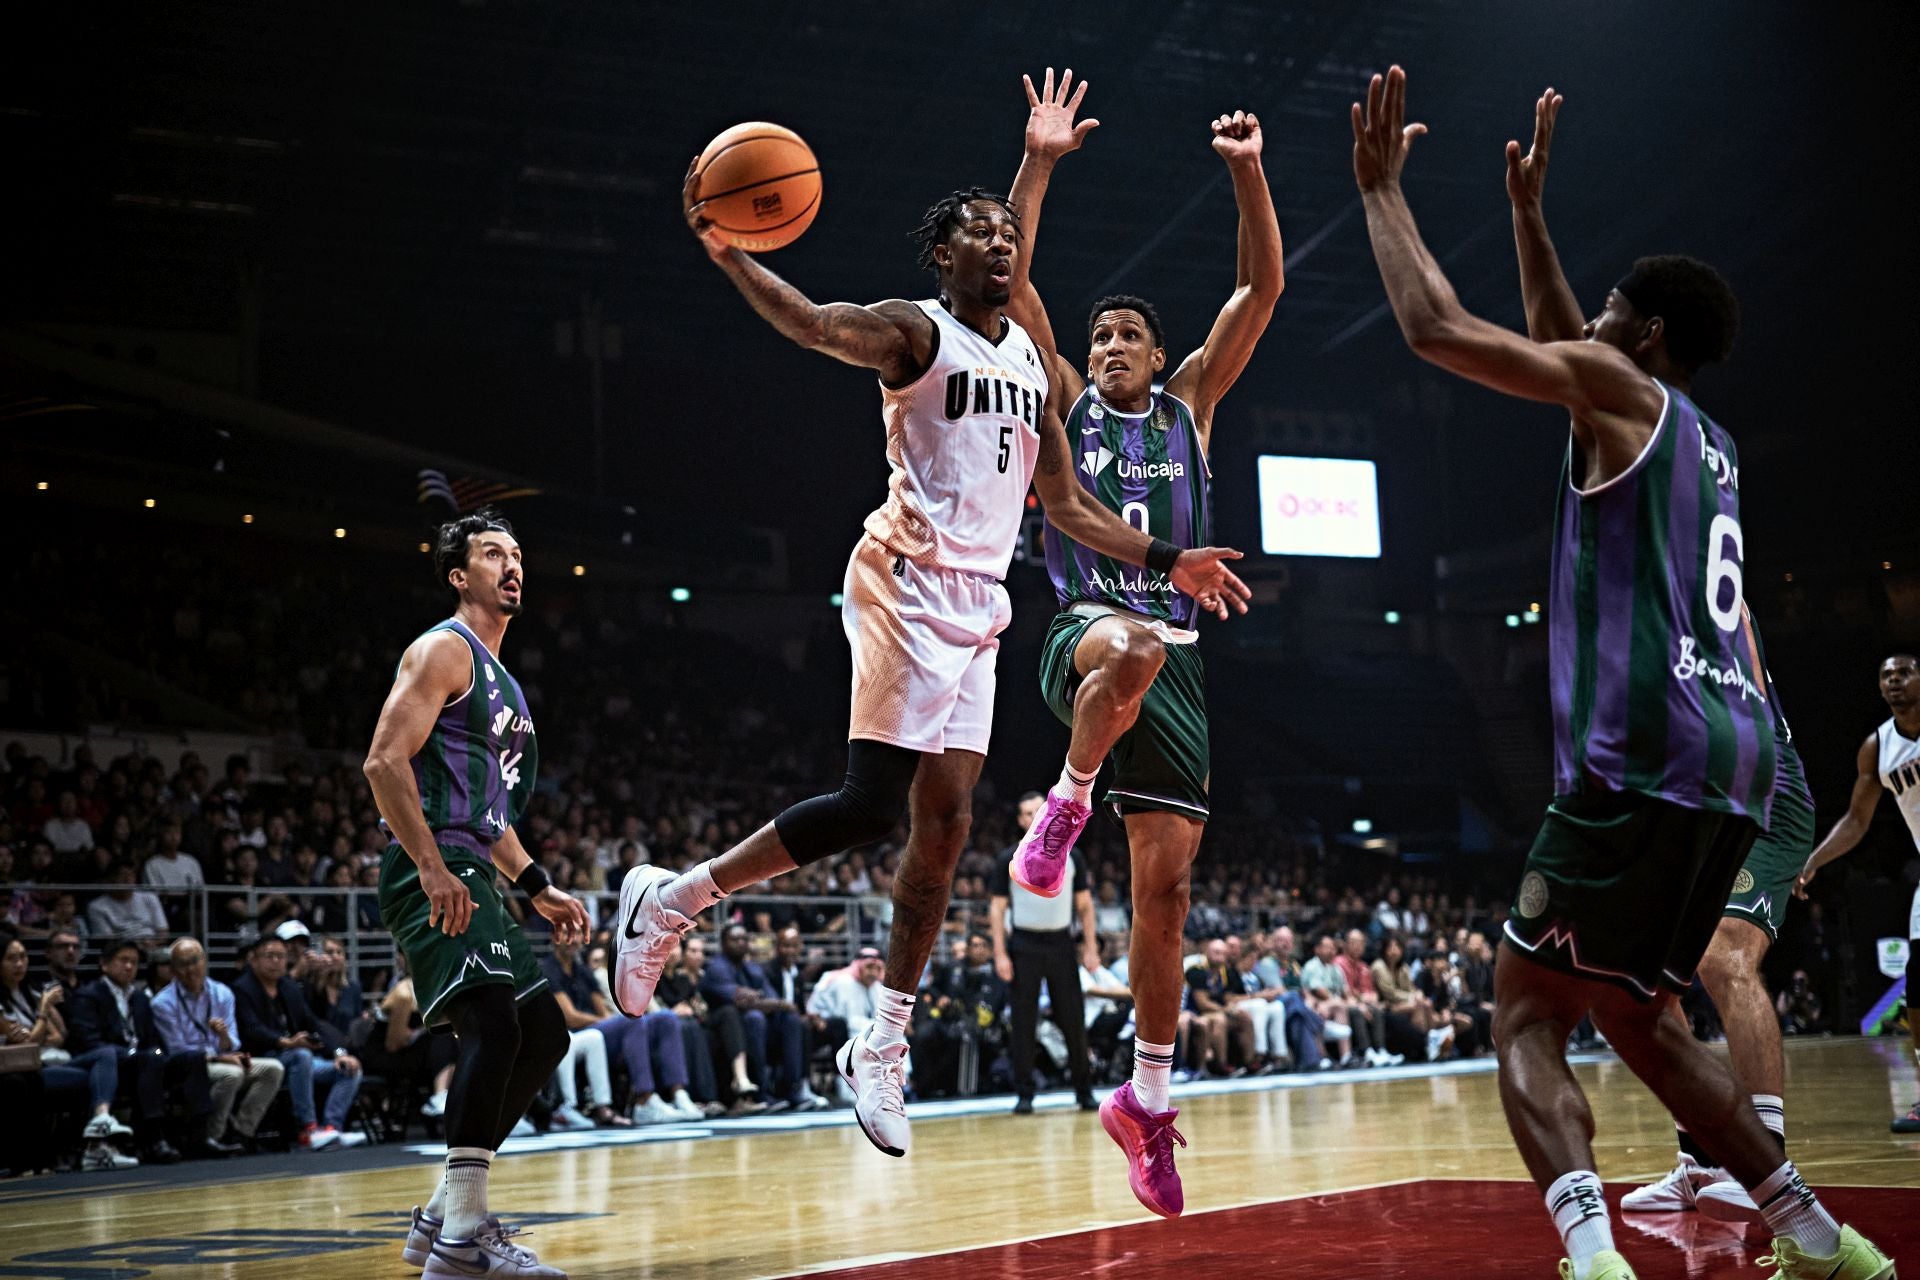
[1505,86,1563,209]
[682,156,734,262]
[1351,64,1427,192]
[1211,109,1263,165]
[1022,66,1099,161]
[1171,547,1253,620]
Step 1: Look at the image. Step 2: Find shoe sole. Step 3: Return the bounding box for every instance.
[1010,861,1066,898]
[1693,1189,1761,1224]
[1099,1098,1180,1219]
[401,1240,431,1267]
[835,1041,904,1158]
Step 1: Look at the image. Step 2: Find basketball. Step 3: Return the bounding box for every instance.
[690,122,822,253]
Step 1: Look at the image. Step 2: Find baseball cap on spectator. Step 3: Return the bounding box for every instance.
[856,947,882,960]
[274,920,311,943]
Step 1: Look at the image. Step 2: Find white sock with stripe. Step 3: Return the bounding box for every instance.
[1753,1160,1841,1258]
[1546,1171,1613,1279]
[1132,1039,1176,1113]
[441,1147,493,1242]
[1751,1093,1786,1149]
[1056,761,1097,807]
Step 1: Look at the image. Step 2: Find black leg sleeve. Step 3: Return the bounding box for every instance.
[488,992,570,1149]
[442,984,523,1150]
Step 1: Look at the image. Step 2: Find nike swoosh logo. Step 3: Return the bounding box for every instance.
[459,869,476,878]
[623,881,656,940]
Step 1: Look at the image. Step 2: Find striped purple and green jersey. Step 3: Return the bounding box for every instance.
[1044,389,1211,627]
[1549,380,1776,822]
[403,618,538,861]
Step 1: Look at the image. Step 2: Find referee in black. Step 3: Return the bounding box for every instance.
[991,791,1101,1115]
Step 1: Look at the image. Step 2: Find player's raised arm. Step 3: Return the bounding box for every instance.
[1008,66,1099,395]
[1505,87,1585,344]
[1029,378,1251,620]
[684,159,934,386]
[1352,67,1662,441]
[363,631,475,936]
[1795,734,1885,897]
[1165,109,1284,445]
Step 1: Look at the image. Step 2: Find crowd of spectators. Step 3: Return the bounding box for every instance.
[0,519,1855,1178]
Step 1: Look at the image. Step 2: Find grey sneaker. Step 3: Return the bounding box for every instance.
[423,1221,566,1277]
[402,1206,441,1267]
[83,1142,139,1171]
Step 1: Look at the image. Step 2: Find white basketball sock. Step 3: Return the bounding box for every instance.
[1056,761,1097,807]
[1132,1039,1176,1113]
[424,1169,448,1223]
[869,985,915,1049]
[659,860,724,918]
[441,1147,493,1242]
[1752,1093,1786,1148]
[1546,1171,1613,1278]
[1753,1160,1841,1259]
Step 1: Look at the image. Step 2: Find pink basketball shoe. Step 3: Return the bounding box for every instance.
[1010,791,1092,897]
[1100,1081,1187,1218]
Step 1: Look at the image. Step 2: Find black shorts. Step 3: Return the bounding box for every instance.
[1504,789,1758,1002]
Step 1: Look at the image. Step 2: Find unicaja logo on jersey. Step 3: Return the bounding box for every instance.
[1082,446,1115,477]
[491,706,535,737]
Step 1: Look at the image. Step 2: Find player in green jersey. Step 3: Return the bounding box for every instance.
[1354,65,1889,1280]
[364,509,590,1280]
[1000,69,1283,1218]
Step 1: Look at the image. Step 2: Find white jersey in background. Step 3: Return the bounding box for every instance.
[1875,718,1920,939]
[1875,718,1920,849]
[863,300,1048,579]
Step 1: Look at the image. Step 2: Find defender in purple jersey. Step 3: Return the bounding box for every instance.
[364,509,589,1279]
[1353,66,1888,1280]
[1001,70,1282,1215]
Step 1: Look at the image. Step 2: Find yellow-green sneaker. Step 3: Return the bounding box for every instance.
[1757,1226,1896,1280]
[1557,1251,1637,1280]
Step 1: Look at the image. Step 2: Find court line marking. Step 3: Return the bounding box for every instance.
[771,1176,1426,1278]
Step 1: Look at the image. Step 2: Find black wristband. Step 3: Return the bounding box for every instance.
[1145,538,1181,575]
[514,864,553,898]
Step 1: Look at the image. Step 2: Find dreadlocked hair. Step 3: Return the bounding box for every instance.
[910,188,1019,275]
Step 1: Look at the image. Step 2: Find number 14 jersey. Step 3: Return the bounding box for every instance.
[1550,379,1776,822]
[864,300,1048,580]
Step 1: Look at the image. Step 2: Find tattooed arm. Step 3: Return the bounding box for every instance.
[685,158,934,385]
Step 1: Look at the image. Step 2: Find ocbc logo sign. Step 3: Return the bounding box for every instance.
[1275,492,1361,519]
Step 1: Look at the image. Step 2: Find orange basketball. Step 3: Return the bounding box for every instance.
[690,122,822,253]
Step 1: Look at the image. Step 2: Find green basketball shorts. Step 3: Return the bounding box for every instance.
[1505,789,1759,1002]
[1038,609,1209,821]
[378,843,546,1027]
[1724,747,1816,942]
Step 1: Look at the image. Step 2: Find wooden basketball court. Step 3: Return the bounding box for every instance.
[3,1037,1912,1278]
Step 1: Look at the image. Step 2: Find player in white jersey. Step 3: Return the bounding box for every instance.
[612,169,1251,1161]
[1794,653,1920,1133]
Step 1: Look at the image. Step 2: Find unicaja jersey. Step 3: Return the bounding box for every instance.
[1044,388,1211,628]
[862,300,1048,578]
[1549,380,1776,821]
[1874,718,1920,848]
[402,618,538,860]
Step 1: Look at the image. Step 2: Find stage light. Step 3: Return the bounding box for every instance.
[1505,614,1521,628]
[830,593,845,607]
[242,513,254,524]
[1383,610,1401,625]
[35,481,48,491]
[333,528,346,539]
[144,498,156,508]
[670,587,691,603]
[1352,818,1373,834]
[572,564,585,577]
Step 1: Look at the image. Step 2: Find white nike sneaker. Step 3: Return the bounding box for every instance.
[631,1094,680,1125]
[549,1105,594,1131]
[836,1031,910,1157]
[402,1206,441,1267]
[84,1113,135,1140]
[1693,1176,1760,1222]
[669,1089,704,1120]
[333,1128,369,1150]
[611,865,694,1017]
[1621,1152,1725,1212]
[424,1221,566,1278]
[83,1141,140,1171]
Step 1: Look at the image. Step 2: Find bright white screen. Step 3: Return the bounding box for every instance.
[1257,455,1381,558]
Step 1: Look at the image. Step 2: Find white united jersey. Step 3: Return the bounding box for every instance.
[862,300,1048,579]
[1876,718,1920,850]
[1874,718,1920,938]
